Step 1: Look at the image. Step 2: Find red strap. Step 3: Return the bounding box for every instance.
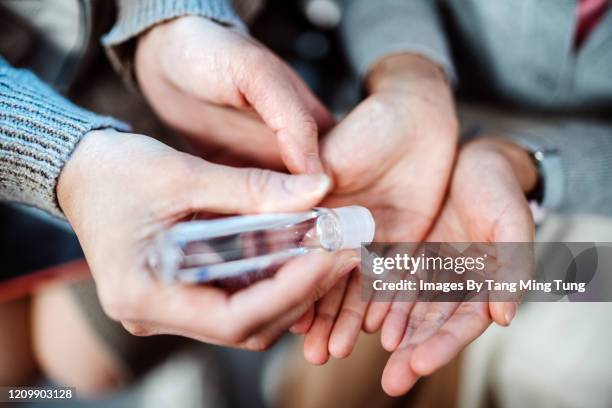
[0,259,90,303]
[575,0,610,49]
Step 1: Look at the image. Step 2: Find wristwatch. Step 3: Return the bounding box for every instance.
[524,147,562,209]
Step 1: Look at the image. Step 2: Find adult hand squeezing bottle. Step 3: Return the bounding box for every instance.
[147,206,375,286]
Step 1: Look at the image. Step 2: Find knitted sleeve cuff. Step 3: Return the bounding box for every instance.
[102,0,246,88]
[502,122,612,216]
[338,0,456,85]
[0,59,129,218]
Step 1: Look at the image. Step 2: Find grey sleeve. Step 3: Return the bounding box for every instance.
[102,0,246,86]
[335,0,456,83]
[505,121,612,216]
[0,57,128,218]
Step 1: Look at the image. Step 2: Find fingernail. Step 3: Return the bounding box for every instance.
[505,304,516,325]
[305,153,324,174]
[285,174,330,197]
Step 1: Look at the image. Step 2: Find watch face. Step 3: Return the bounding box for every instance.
[530,147,563,210]
[534,150,546,162]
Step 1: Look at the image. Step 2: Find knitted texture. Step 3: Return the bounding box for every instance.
[103,0,245,46]
[0,58,128,217]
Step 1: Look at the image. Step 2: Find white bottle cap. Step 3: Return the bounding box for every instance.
[332,206,376,249]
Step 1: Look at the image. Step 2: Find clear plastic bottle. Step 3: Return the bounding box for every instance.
[147,206,375,286]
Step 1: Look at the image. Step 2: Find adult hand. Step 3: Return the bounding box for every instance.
[57,129,358,350]
[135,16,333,172]
[294,54,459,364]
[381,136,536,396]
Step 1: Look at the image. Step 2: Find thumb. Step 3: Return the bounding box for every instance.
[489,302,516,327]
[188,161,331,214]
[237,55,329,174]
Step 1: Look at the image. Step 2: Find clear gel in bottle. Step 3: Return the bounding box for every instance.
[147,206,375,286]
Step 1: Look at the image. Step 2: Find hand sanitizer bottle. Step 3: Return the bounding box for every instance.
[147,206,375,286]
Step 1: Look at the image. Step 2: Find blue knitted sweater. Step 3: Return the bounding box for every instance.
[0,0,240,218]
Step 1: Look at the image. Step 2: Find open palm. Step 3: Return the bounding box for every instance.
[297,76,458,364]
[381,138,536,396]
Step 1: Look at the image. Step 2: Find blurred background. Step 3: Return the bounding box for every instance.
[2,1,612,407]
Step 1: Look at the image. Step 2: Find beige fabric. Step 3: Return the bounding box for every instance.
[445,104,612,407]
[460,214,612,408]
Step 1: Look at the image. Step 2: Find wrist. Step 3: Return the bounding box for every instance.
[135,15,177,69]
[365,54,456,134]
[366,53,449,94]
[135,16,198,77]
[469,137,539,193]
[57,129,117,218]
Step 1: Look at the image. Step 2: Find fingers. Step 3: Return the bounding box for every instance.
[237,300,314,352]
[188,162,331,214]
[491,216,534,327]
[139,251,356,345]
[363,246,421,337]
[380,302,458,396]
[381,297,491,397]
[358,250,392,334]
[177,102,285,169]
[155,16,330,174]
[489,301,516,327]
[226,251,356,338]
[241,251,359,351]
[380,301,414,351]
[289,305,315,334]
[303,275,350,365]
[376,262,419,351]
[363,302,391,333]
[328,270,369,359]
[410,302,491,376]
[286,68,335,134]
[237,251,360,351]
[237,53,329,174]
[380,303,427,396]
[381,344,420,397]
